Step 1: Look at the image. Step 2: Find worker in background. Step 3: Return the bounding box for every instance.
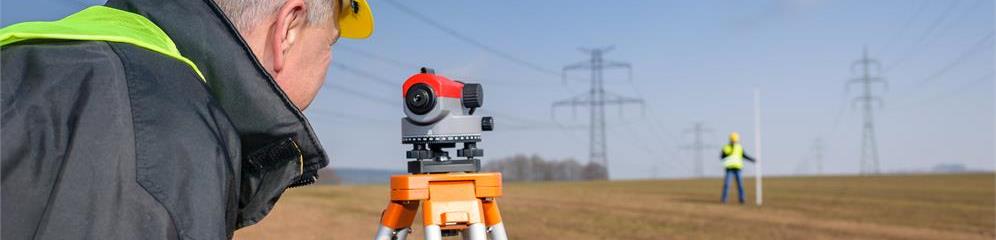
[720,132,756,204]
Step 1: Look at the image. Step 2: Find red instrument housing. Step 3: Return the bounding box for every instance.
[402,73,463,99]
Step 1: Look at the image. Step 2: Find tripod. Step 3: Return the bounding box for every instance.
[373,172,507,240]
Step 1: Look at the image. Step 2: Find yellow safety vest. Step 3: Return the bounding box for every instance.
[722,144,744,169]
[0,6,205,81]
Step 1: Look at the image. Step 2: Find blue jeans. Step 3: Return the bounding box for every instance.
[721,168,745,204]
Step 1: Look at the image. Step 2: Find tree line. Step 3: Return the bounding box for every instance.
[482,154,607,181]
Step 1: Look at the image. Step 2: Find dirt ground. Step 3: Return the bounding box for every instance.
[234,173,995,240]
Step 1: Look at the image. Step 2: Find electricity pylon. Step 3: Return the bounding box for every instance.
[552,47,644,180]
[812,138,824,174]
[849,47,886,175]
[682,122,716,178]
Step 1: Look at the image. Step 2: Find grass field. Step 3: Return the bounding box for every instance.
[234,173,995,240]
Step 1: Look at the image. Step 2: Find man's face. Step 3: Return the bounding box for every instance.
[272,21,339,110]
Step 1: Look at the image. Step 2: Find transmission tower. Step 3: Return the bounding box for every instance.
[849,47,886,175]
[811,138,824,174]
[682,122,716,178]
[552,47,644,179]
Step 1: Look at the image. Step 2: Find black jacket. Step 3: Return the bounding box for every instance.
[1,0,329,239]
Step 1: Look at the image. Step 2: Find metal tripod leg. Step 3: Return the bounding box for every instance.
[424,225,442,240]
[395,228,412,240]
[373,226,393,240]
[374,225,413,240]
[482,199,508,240]
[460,223,487,240]
[487,223,508,240]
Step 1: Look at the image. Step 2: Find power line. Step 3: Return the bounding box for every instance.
[331,62,398,88]
[827,86,851,137]
[885,0,976,73]
[920,71,993,104]
[498,124,586,132]
[478,109,563,128]
[323,83,397,107]
[337,46,559,87]
[307,107,394,125]
[898,71,994,110]
[879,0,929,58]
[381,0,574,81]
[909,1,961,45]
[623,70,682,159]
[914,31,994,86]
[337,46,419,70]
[336,47,515,85]
[611,121,689,175]
[614,117,689,174]
[600,54,681,150]
[885,0,960,70]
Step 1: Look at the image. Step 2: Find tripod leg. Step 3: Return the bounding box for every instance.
[395,228,412,240]
[482,199,508,240]
[463,223,487,240]
[424,225,442,240]
[374,201,419,240]
[373,226,394,240]
[488,223,508,240]
[374,220,413,240]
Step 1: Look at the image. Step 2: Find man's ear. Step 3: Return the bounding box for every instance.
[270,0,308,73]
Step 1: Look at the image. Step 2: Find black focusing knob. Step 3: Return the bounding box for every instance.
[481,116,494,131]
[462,83,483,109]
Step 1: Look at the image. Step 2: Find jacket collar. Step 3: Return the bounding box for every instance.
[105,0,329,186]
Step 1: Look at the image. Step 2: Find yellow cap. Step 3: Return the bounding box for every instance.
[337,0,374,39]
[729,132,740,142]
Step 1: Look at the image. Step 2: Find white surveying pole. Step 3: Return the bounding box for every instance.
[753,87,763,207]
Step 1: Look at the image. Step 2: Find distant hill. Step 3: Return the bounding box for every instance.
[317,167,403,185]
[886,163,991,175]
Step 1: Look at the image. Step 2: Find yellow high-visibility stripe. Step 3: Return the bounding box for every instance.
[0,6,205,81]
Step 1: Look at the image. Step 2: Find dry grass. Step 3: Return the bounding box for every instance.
[235,173,995,240]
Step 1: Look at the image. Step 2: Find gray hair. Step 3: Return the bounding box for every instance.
[215,0,336,32]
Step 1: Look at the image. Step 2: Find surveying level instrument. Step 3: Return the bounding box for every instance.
[374,68,507,240]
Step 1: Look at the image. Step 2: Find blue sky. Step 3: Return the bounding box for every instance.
[4,0,994,179]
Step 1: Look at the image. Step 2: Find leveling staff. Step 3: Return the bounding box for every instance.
[1,0,372,239]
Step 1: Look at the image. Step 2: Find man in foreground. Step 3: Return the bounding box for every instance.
[1,0,372,238]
